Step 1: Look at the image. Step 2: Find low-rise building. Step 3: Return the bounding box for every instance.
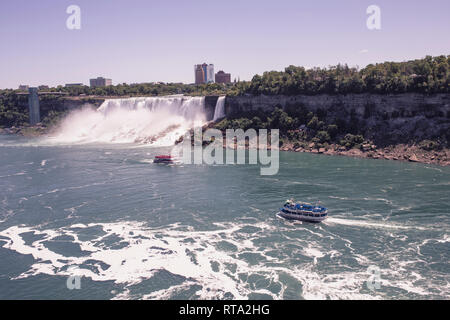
[90,77,112,87]
[65,83,84,87]
[18,85,29,91]
[215,71,231,84]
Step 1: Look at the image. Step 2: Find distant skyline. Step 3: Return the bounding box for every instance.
[0,0,449,89]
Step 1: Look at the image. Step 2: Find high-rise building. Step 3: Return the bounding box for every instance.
[90,77,112,87]
[215,70,231,84]
[194,63,214,84]
[195,65,205,84]
[206,64,214,83]
[202,63,208,83]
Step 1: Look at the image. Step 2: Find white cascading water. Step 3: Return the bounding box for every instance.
[50,95,206,146]
[213,96,226,121]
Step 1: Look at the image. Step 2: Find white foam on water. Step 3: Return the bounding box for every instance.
[302,246,325,264]
[0,221,366,300]
[0,172,27,178]
[0,219,447,300]
[0,222,250,299]
[325,217,428,231]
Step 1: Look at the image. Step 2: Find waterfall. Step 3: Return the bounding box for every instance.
[213,96,226,121]
[50,95,206,146]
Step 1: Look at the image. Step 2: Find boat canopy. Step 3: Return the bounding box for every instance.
[284,201,327,212]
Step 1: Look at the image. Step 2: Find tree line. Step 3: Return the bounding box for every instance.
[28,82,234,97]
[237,55,449,95]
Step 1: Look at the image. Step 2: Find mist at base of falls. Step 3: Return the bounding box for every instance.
[48,96,211,146]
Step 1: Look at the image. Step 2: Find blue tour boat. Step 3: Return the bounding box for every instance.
[278,199,328,223]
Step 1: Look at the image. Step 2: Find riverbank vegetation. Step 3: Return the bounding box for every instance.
[213,107,367,149]
[212,105,448,151]
[0,91,28,127]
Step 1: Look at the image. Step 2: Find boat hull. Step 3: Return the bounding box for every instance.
[154,155,176,164]
[278,211,327,223]
[154,159,175,164]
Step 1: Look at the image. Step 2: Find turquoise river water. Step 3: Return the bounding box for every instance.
[0,134,448,299]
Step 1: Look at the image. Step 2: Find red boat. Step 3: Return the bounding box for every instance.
[154,155,175,164]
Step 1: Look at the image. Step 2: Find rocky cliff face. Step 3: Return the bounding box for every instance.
[225,93,450,146]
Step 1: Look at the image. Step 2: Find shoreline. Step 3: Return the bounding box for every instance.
[1,125,448,167]
[222,141,450,167]
[279,142,449,166]
[0,125,50,137]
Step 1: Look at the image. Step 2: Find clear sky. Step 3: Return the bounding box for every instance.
[0,0,449,89]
